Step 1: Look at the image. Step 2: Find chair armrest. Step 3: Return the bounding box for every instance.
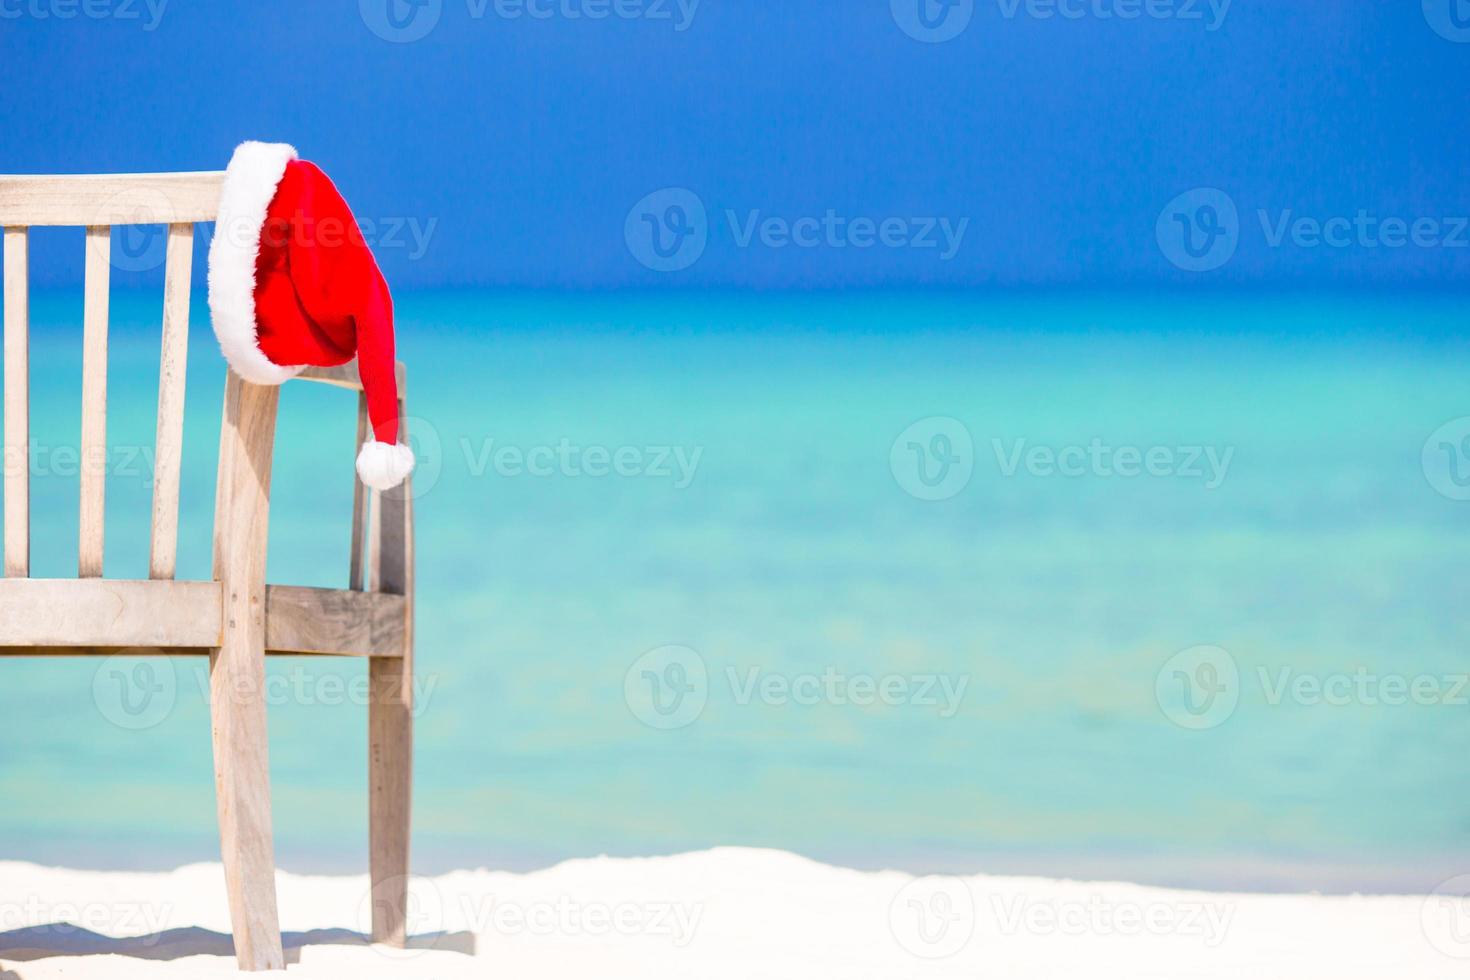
[295,358,408,400]
[279,359,412,593]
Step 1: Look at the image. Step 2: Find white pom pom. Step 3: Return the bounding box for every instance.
[356,440,415,491]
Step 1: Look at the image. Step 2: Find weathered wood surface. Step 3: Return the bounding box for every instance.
[0,579,222,647]
[350,393,370,592]
[299,359,408,397]
[208,373,285,971]
[149,223,193,580]
[4,226,29,577]
[0,173,224,226]
[79,226,110,577]
[1,170,419,971]
[265,585,406,658]
[369,409,415,947]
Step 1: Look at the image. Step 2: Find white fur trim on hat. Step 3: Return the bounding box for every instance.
[207,140,306,386]
[356,440,416,492]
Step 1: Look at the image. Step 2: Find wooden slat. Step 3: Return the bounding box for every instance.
[208,372,285,971]
[376,412,411,602]
[349,393,369,591]
[0,579,221,647]
[370,404,414,946]
[0,643,392,659]
[367,492,381,593]
[79,226,110,577]
[0,173,224,226]
[298,359,408,397]
[0,645,213,658]
[264,585,406,658]
[150,223,193,580]
[3,226,29,577]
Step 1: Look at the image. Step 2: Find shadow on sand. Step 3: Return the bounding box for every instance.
[0,923,475,965]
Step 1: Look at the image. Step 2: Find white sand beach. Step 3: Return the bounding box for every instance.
[0,848,1461,979]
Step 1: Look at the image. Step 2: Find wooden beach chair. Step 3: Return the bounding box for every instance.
[0,172,415,971]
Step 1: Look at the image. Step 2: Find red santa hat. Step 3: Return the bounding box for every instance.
[207,141,414,491]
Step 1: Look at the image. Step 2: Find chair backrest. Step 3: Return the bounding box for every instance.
[0,172,224,582]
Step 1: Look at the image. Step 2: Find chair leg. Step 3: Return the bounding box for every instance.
[209,643,286,970]
[210,374,284,971]
[369,657,413,946]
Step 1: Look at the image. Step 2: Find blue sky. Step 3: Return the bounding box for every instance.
[2,1,1467,289]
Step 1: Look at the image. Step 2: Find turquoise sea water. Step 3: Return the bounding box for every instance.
[2,288,1468,892]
